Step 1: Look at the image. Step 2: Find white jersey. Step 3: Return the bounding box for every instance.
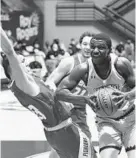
[86,53,134,118]
[86,53,125,94]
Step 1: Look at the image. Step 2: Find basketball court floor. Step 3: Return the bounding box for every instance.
[0,89,128,158]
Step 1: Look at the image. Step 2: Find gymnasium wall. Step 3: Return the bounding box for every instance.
[43,0,126,48]
[123,9,135,25]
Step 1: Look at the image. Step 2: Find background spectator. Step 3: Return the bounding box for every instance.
[44,41,51,56]
[115,41,124,56]
[68,38,78,55]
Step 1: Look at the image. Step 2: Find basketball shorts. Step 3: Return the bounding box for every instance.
[45,123,93,158]
[95,108,135,154]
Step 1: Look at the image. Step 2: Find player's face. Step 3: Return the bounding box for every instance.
[52,43,58,51]
[90,39,110,64]
[81,36,92,58]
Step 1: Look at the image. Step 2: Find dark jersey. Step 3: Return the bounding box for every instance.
[57,54,91,138]
[11,76,71,128]
[71,55,91,138]
[11,77,94,158]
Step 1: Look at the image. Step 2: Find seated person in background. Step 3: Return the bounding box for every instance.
[45,43,63,74]
[68,38,78,55]
[46,43,60,60]
[115,42,124,57]
[124,40,135,67]
[57,42,70,60]
[44,41,51,56]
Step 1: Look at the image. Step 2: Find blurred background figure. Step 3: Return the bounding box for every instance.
[115,41,124,56]
[45,42,61,75]
[45,39,70,76]
[125,40,135,64]
[68,38,78,55]
[59,42,70,59]
[44,41,51,56]
[119,39,135,67]
[46,42,60,60]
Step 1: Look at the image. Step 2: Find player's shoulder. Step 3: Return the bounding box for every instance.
[72,61,88,76]
[114,56,133,78]
[115,56,131,68]
[61,55,74,63]
[33,78,54,98]
[60,56,74,67]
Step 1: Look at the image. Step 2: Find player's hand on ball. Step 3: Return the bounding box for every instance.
[86,95,97,112]
[112,91,126,108]
[113,91,135,102]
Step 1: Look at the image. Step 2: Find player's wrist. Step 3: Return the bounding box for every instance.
[124,91,135,101]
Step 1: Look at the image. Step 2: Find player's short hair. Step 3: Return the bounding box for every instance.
[91,33,112,49]
[79,32,94,44]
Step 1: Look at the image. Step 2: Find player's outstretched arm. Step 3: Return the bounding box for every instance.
[0,27,39,96]
[45,56,74,89]
[55,62,96,108]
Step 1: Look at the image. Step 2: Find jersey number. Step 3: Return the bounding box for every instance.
[73,86,87,96]
[28,105,46,121]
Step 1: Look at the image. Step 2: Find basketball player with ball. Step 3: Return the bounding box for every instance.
[56,33,135,158]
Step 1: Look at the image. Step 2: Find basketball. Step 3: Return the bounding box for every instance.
[94,87,118,117]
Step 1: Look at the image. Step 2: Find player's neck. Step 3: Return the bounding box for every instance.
[93,56,111,79]
[93,56,111,68]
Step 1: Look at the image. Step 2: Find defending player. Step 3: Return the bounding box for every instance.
[46,32,96,158]
[1,27,96,158]
[46,32,93,138]
[56,33,135,158]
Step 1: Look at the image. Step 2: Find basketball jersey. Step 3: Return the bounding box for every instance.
[86,53,134,118]
[56,54,87,96]
[87,53,125,94]
[67,54,91,138]
[11,76,71,128]
[70,54,88,96]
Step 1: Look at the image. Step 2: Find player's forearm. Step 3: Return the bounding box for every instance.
[55,88,88,106]
[5,50,40,96]
[5,47,15,57]
[1,27,15,56]
[1,28,39,95]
